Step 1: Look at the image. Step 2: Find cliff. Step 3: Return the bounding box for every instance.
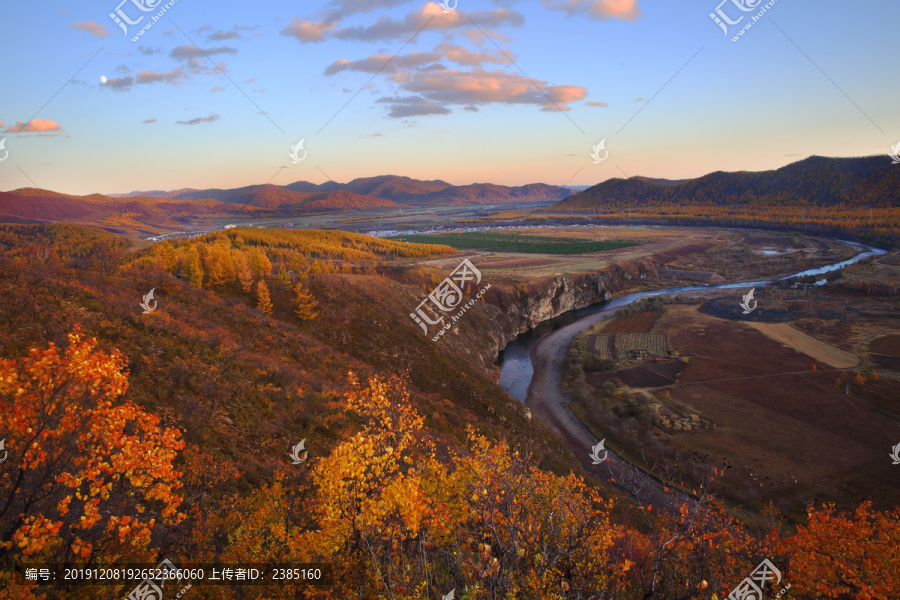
[442,259,659,372]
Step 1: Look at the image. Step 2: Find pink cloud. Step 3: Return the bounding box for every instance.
[4,119,63,133]
[593,0,641,20]
[329,5,523,43]
[280,18,336,42]
[136,68,187,85]
[587,101,609,107]
[377,68,587,116]
[436,42,512,66]
[543,0,642,21]
[68,20,111,38]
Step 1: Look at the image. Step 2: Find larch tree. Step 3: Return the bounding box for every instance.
[293,282,319,320]
[249,248,272,279]
[234,250,254,293]
[289,253,311,281]
[205,243,235,287]
[256,280,273,315]
[277,262,292,289]
[182,245,204,287]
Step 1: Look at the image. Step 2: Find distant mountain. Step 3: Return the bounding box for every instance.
[0,186,400,237]
[116,175,572,208]
[550,156,900,212]
[412,183,572,207]
[288,190,402,212]
[109,188,202,199]
[0,188,265,235]
[338,175,453,202]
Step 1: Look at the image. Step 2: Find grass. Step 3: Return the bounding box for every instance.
[388,231,642,254]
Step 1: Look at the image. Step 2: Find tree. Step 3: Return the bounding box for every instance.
[152,240,177,271]
[277,262,292,290]
[256,280,273,315]
[234,250,254,293]
[249,248,272,279]
[0,328,185,568]
[205,243,235,287]
[183,245,204,287]
[777,501,900,599]
[88,238,123,278]
[293,282,319,320]
[292,374,442,598]
[288,254,311,281]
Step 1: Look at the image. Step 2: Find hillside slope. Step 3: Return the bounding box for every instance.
[552,155,900,211]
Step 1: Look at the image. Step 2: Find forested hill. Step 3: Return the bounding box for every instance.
[551,155,900,212]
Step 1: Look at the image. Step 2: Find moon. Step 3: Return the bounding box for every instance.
[100,76,107,84]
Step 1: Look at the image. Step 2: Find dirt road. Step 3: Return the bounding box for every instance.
[525,306,674,508]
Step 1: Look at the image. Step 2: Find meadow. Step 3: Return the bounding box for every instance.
[390,230,642,254]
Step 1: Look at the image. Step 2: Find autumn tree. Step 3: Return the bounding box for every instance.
[256,280,273,314]
[204,243,235,287]
[152,240,177,271]
[0,329,185,572]
[182,245,204,287]
[291,374,445,599]
[292,282,319,320]
[289,254,311,281]
[234,250,254,293]
[277,262,292,289]
[249,248,272,279]
[448,430,626,598]
[88,237,123,278]
[776,501,900,599]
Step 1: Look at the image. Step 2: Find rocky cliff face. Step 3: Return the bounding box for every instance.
[448,259,658,372]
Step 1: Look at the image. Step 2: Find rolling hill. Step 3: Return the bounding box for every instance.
[0,186,403,236]
[550,155,900,212]
[114,175,573,208]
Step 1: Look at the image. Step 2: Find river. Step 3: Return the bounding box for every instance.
[498,240,886,401]
[496,239,887,506]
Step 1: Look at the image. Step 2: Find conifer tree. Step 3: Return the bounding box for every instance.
[183,246,204,287]
[234,251,254,293]
[256,280,273,315]
[277,262,292,289]
[293,282,319,320]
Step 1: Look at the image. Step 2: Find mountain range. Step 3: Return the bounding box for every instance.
[0,176,572,236]
[3,156,897,238]
[110,175,573,208]
[549,155,900,212]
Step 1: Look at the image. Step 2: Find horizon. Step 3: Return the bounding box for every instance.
[0,0,897,196]
[3,152,887,199]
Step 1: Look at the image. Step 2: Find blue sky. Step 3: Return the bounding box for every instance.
[0,0,897,195]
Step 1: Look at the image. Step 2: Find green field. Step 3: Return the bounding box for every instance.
[388,231,641,254]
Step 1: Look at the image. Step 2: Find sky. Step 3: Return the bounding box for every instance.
[0,0,897,196]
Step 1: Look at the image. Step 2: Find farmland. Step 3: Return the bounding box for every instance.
[389,231,642,254]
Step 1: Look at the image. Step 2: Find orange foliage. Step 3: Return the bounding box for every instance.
[256,280,273,314]
[0,328,184,565]
[776,501,900,600]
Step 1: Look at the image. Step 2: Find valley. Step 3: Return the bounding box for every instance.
[2,164,899,600]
